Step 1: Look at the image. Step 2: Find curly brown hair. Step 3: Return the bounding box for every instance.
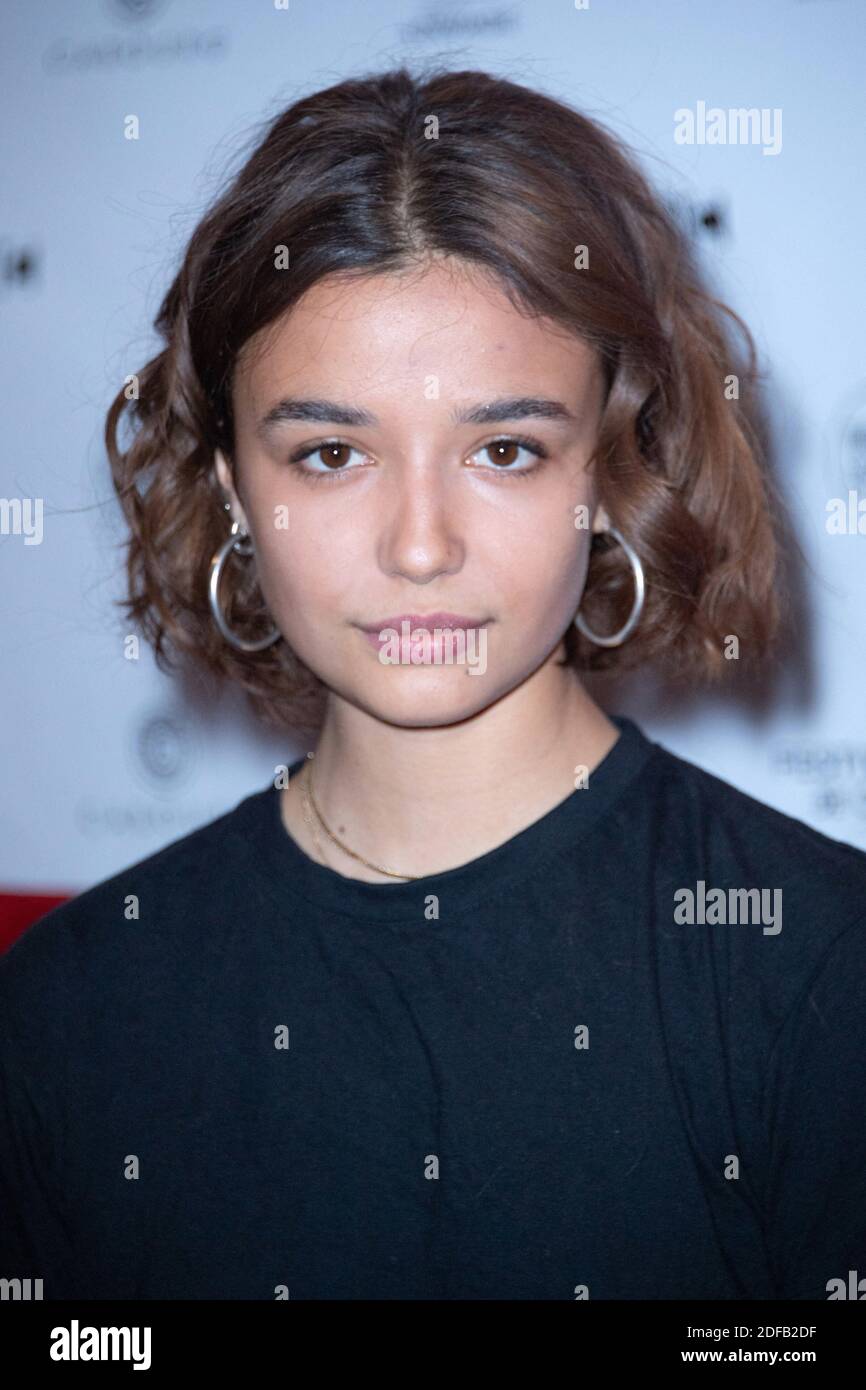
[105,63,790,736]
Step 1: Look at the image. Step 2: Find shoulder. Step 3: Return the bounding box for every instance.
[638,733,866,914]
[613,728,866,1117]
[621,732,866,1023]
[0,784,271,1026]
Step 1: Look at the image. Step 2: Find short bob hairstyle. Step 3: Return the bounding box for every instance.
[106,64,788,735]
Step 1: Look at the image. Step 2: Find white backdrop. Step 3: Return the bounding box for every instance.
[1,0,864,893]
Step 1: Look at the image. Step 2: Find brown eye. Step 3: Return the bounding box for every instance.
[317,444,353,469]
[486,441,521,467]
[287,440,367,481]
[467,436,547,476]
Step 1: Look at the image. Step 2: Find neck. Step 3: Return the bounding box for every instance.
[281,652,620,882]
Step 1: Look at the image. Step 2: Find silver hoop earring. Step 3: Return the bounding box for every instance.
[208,511,282,653]
[574,526,645,648]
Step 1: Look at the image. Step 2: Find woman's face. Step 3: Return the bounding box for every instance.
[217,257,609,728]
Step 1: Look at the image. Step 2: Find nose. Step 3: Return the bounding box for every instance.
[375,459,466,585]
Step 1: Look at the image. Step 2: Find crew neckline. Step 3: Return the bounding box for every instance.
[236,714,658,925]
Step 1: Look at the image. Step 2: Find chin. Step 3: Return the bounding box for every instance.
[352,672,500,728]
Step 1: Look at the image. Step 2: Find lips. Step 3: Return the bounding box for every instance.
[360,612,488,632]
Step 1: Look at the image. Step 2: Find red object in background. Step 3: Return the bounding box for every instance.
[0,893,74,954]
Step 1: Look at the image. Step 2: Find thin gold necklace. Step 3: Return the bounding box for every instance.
[300,753,421,882]
[298,760,331,869]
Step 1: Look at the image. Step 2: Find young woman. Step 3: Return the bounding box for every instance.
[2,65,865,1302]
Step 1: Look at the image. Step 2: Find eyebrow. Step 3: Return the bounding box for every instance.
[255,395,577,437]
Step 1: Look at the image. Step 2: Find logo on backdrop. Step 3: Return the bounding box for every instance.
[74,710,212,839]
[839,387,866,493]
[401,0,517,39]
[0,241,41,292]
[663,193,732,244]
[131,710,200,796]
[106,0,169,20]
[819,381,866,536]
[771,741,866,828]
[43,0,227,73]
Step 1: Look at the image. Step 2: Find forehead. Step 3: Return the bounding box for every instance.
[233,258,600,412]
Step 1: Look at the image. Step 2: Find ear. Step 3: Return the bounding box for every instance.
[214,448,248,530]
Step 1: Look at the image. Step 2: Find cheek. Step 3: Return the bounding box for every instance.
[252,529,352,622]
[508,526,593,611]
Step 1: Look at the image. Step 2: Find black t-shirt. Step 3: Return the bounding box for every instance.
[2,713,866,1301]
